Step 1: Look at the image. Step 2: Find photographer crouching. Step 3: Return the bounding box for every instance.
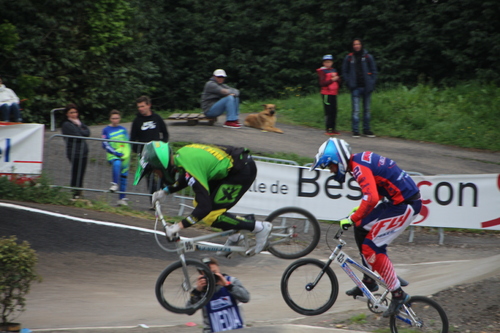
[189,257,250,333]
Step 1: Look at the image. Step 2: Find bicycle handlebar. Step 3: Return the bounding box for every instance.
[155,201,168,229]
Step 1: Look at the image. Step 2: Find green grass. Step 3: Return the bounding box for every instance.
[348,313,367,324]
[163,81,500,152]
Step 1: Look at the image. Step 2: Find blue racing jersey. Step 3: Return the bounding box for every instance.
[349,152,419,225]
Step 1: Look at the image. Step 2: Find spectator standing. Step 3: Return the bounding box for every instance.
[342,39,377,138]
[130,95,169,194]
[201,69,241,129]
[0,77,22,122]
[102,110,131,206]
[316,55,341,136]
[188,257,250,333]
[61,103,90,199]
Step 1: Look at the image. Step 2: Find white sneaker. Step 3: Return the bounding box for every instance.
[117,198,128,206]
[254,222,272,254]
[217,234,243,256]
[109,182,118,192]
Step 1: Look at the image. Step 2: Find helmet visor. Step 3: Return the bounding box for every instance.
[133,141,175,186]
[310,152,333,171]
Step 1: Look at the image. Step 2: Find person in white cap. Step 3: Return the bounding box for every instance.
[201,69,241,128]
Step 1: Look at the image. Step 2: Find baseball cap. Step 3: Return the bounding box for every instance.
[213,69,227,77]
[322,54,333,61]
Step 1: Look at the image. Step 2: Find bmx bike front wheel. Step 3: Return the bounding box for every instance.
[155,259,216,315]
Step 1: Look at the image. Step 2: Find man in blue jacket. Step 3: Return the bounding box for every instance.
[342,39,377,138]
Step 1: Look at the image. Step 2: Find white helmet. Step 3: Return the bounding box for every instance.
[310,138,352,183]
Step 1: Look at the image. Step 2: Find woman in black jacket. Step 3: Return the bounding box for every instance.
[61,103,90,198]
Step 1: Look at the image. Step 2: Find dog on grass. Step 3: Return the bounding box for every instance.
[244,104,284,134]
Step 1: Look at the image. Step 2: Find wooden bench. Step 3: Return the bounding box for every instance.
[167,113,217,126]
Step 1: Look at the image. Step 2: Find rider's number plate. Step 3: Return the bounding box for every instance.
[182,239,195,252]
[336,251,347,264]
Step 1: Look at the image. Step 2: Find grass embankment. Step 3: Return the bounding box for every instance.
[234,82,500,152]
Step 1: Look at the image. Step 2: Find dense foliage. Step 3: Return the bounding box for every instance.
[1,0,499,123]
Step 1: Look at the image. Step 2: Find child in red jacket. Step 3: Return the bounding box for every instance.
[316,54,340,136]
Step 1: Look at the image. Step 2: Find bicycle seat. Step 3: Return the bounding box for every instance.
[398,276,409,287]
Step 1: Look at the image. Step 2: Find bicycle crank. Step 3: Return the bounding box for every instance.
[367,294,389,314]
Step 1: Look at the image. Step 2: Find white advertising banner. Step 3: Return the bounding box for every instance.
[0,123,44,175]
[232,161,500,231]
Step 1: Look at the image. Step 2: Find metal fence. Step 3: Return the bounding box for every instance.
[44,135,300,215]
[45,135,159,212]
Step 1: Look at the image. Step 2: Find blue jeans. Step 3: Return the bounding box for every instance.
[0,103,22,122]
[350,88,371,133]
[110,159,128,199]
[204,95,239,121]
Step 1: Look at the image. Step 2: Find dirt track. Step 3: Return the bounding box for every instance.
[2,200,499,333]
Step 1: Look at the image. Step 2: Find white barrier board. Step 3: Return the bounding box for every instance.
[0,123,44,175]
[231,161,500,230]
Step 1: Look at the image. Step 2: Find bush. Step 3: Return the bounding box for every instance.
[0,173,70,205]
[0,236,42,324]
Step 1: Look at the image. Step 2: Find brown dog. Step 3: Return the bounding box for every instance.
[244,104,284,134]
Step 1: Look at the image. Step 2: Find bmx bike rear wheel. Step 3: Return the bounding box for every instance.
[266,207,320,259]
[390,295,449,333]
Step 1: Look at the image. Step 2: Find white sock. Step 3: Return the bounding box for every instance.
[228,233,241,242]
[252,221,264,233]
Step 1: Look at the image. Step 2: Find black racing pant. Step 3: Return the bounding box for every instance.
[210,157,257,231]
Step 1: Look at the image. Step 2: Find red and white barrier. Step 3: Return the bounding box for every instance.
[0,123,44,183]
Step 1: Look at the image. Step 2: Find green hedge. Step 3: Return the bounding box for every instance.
[1,0,499,124]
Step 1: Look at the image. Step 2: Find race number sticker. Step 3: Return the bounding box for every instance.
[182,239,195,252]
[336,251,346,264]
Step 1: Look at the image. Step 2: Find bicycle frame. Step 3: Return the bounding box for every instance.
[319,230,391,312]
[154,201,300,257]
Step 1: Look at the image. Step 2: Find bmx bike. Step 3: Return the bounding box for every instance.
[280,227,449,333]
[153,202,320,315]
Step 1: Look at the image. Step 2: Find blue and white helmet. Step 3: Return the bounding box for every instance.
[310,138,352,183]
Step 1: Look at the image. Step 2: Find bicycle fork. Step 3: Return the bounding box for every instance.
[179,254,193,292]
